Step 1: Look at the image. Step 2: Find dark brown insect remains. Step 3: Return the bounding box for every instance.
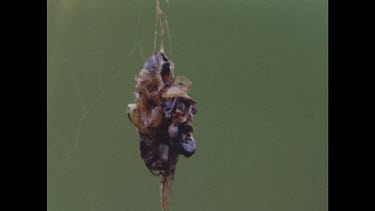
[127,51,197,211]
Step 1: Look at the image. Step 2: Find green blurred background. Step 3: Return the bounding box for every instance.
[47,0,327,210]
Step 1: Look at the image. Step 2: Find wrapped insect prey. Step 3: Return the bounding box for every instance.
[127,51,198,211]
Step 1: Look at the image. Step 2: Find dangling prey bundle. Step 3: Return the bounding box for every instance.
[127,52,197,211]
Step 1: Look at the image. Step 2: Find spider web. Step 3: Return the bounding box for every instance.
[67,0,173,159]
[51,2,143,173]
[50,1,174,209]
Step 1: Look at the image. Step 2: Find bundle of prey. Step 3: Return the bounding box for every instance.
[127,51,197,211]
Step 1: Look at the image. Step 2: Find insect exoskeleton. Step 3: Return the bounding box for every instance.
[127,103,141,128]
[148,105,163,128]
[160,76,194,100]
[168,123,179,138]
[161,85,189,98]
[177,131,196,158]
[136,52,175,99]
